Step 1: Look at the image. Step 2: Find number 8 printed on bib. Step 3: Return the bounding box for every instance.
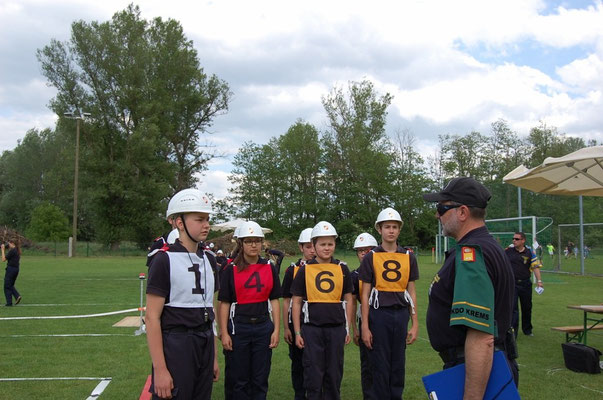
[372,252,410,292]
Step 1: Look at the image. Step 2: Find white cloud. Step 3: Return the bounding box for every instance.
[197,168,232,200]
[557,53,603,91]
[1,0,602,166]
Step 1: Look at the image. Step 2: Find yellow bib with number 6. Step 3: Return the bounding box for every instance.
[305,263,343,303]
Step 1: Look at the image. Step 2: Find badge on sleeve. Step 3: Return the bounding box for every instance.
[461,247,475,262]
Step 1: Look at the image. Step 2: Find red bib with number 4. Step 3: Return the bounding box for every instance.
[233,263,274,304]
[305,263,343,303]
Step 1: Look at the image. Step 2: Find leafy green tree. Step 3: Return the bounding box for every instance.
[26,203,71,241]
[0,129,55,231]
[321,80,394,244]
[439,131,489,180]
[36,4,231,246]
[389,128,434,245]
[275,120,323,229]
[228,142,267,221]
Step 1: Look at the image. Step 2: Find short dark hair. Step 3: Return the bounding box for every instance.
[469,207,487,220]
[515,232,526,240]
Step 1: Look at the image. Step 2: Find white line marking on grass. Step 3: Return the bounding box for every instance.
[0,307,144,321]
[0,377,112,381]
[20,304,126,307]
[87,378,112,399]
[1,334,132,338]
[82,278,140,281]
[0,377,112,399]
[580,385,603,395]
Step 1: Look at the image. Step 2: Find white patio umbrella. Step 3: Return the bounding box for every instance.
[211,218,273,234]
[503,145,603,274]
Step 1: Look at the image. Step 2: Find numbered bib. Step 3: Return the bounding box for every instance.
[165,252,214,308]
[233,263,274,304]
[358,278,364,302]
[305,263,343,303]
[373,252,410,292]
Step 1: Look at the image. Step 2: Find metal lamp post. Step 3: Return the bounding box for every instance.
[64,109,90,257]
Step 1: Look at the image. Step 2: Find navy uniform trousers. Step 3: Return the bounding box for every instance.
[368,306,409,400]
[4,266,20,305]
[224,319,273,400]
[151,328,214,400]
[512,279,533,336]
[301,324,346,400]
[358,318,373,399]
[288,321,306,400]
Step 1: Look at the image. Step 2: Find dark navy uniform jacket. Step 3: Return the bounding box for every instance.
[426,226,514,352]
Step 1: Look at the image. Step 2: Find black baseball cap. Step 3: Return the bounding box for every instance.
[423,177,491,208]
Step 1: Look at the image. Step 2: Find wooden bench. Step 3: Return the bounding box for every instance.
[551,324,603,343]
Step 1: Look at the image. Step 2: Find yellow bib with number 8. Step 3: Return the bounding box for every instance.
[373,252,410,292]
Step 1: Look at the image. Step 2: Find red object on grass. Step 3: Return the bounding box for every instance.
[139,375,152,400]
[139,273,146,280]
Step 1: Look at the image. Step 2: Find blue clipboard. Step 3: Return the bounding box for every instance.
[422,351,520,400]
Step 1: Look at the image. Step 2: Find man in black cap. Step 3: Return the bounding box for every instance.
[423,177,518,399]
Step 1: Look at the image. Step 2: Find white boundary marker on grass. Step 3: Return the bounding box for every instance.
[1,333,132,338]
[0,307,144,321]
[0,377,112,399]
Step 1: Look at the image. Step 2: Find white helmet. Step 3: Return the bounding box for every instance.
[311,221,338,239]
[233,225,241,239]
[166,188,212,219]
[353,232,378,249]
[298,228,313,243]
[375,207,403,230]
[217,249,224,255]
[237,221,265,238]
[209,242,215,249]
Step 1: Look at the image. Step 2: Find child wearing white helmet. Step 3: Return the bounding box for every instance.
[145,188,219,400]
[281,227,315,400]
[358,207,419,399]
[291,221,354,400]
[218,220,281,400]
[145,189,192,267]
[350,232,378,399]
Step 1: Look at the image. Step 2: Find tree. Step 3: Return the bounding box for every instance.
[439,131,489,180]
[26,203,71,242]
[36,4,231,246]
[321,80,394,244]
[275,120,323,229]
[389,128,434,245]
[0,129,59,231]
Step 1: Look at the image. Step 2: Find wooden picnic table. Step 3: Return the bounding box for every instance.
[565,305,603,345]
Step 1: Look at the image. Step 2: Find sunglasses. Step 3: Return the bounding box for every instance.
[512,237,523,241]
[436,203,461,216]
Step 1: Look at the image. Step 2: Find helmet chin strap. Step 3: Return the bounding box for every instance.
[180,214,199,244]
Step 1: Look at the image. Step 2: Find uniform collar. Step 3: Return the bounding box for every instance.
[456,225,489,244]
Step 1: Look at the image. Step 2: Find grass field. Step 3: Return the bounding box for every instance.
[0,254,602,400]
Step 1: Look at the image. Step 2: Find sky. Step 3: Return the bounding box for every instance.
[1,0,602,200]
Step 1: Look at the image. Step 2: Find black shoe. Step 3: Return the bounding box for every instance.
[15,296,21,305]
[525,332,534,336]
[4,304,12,307]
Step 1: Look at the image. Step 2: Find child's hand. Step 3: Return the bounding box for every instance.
[269,329,279,348]
[153,367,174,399]
[295,334,304,349]
[221,332,233,351]
[284,327,293,345]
